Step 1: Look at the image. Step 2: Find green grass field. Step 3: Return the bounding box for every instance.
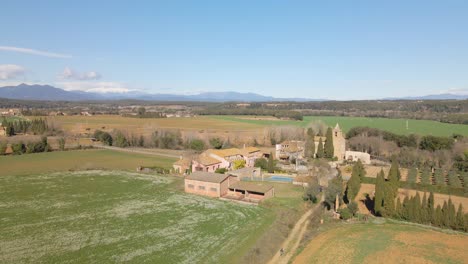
[294,220,468,264]
[0,149,176,177]
[0,170,272,263]
[212,115,468,137]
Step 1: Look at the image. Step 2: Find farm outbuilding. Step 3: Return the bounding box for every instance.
[184,171,238,198]
[227,181,274,202]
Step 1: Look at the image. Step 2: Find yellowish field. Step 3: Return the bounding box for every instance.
[294,221,468,264]
[356,183,468,214]
[46,115,260,135]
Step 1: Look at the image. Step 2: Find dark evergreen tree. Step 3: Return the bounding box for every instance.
[455,204,464,231]
[407,167,417,183]
[414,193,422,223]
[428,192,435,224]
[316,138,324,158]
[383,183,395,217]
[442,201,450,228]
[402,196,410,220]
[374,169,385,216]
[420,166,431,185]
[324,127,334,159]
[395,197,402,219]
[433,168,445,186]
[448,198,456,228]
[305,128,316,159]
[434,205,443,227]
[421,193,428,224]
[447,170,462,188]
[345,162,362,203]
[389,159,401,181]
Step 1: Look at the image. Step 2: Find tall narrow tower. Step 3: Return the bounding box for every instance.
[333,123,346,161]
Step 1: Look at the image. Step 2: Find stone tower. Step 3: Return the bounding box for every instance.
[333,123,346,161]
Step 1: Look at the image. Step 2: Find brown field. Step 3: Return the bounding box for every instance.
[340,165,410,181]
[293,221,468,264]
[356,183,468,214]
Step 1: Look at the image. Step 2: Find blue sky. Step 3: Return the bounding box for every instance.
[1,1,467,99]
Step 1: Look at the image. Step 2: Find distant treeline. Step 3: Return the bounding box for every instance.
[1,118,48,136]
[196,108,304,121]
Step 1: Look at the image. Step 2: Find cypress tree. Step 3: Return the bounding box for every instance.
[434,205,443,227]
[389,159,401,181]
[414,193,422,223]
[305,128,316,159]
[324,127,334,159]
[374,169,385,216]
[407,196,415,221]
[428,192,435,224]
[402,196,410,220]
[421,193,428,224]
[455,204,464,231]
[346,162,362,203]
[434,168,445,186]
[463,171,468,195]
[442,201,450,228]
[448,198,456,228]
[395,197,402,219]
[316,138,324,158]
[447,170,462,188]
[407,167,417,184]
[420,166,431,185]
[383,183,395,217]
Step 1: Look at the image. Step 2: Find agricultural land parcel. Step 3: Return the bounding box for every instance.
[44,115,468,137]
[293,221,468,264]
[0,170,272,263]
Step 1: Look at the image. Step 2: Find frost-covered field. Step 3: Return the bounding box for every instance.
[0,170,269,263]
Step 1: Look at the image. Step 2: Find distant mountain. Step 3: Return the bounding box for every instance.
[383,93,468,100]
[0,83,98,101]
[0,84,318,102]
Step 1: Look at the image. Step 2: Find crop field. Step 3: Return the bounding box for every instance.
[213,116,468,137]
[293,221,468,264]
[45,115,260,136]
[0,149,176,177]
[0,170,271,263]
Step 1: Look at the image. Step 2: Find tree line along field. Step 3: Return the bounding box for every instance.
[0,170,272,263]
[0,149,176,177]
[293,220,468,264]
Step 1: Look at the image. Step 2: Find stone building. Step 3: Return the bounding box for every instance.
[184,171,237,198]
[312,124,346,161]
[345,151,371,164]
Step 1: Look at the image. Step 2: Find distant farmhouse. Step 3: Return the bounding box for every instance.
[191,147,262,173]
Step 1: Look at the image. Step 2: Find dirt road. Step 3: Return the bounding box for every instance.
[94,145,182,159]
[268,195,324,264]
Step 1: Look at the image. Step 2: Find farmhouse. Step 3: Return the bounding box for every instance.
[184,171,237,198]
[275,140,305,161]
[191,147,261,172]
[345,150,371,164]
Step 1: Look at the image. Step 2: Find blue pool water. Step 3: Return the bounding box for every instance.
[269,176,294,182]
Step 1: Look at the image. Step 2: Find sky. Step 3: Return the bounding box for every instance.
[0,1,467,100]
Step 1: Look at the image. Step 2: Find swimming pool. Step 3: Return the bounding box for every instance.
[269,175,294,183]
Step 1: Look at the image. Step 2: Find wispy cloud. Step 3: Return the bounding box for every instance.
[60,67,101,80]
[56,81,133,93]
[441,88,468,95]
[0,46,72,59]
[0,64,26,80]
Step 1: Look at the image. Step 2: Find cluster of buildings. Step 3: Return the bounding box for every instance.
[175,124,371,203]
[275,124,369,164]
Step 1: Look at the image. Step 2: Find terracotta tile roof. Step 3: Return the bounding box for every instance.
[207,148,243,157]
[186,171,230,183]
[174,158,191,166]
[229,181,274,194]
[195,154,222,166]
[244,147,260,153]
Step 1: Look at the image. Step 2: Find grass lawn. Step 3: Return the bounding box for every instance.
[212,115,468,137]
[0,170,271,263]
[293,220,468,264]
[0,149,177,177]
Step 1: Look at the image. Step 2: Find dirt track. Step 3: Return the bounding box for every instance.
[268,194,324,264]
